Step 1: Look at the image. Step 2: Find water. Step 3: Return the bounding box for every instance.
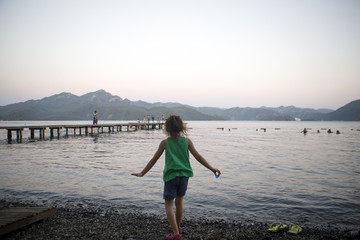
[0,121,359,229]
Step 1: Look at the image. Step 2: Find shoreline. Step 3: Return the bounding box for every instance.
[1,200,356,240]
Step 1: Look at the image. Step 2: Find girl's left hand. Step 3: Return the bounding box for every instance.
[131,172,144,177]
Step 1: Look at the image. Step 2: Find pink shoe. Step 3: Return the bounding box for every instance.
[165,233,182,240]
[168,225,182,234]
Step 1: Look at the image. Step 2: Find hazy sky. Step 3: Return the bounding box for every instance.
[0,0,359,109]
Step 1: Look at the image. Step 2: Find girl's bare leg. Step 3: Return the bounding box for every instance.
[175,196,184,229]
[165,199,179,234]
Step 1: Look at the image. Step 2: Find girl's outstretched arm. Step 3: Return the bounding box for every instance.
[187,138,221,177]
[131,139,166,177]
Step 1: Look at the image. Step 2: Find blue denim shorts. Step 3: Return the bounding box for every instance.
[163,176,189,200]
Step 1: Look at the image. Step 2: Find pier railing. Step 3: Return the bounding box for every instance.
[0,122,164,144]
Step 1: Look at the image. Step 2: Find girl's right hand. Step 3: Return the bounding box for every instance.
[213,169,221,177]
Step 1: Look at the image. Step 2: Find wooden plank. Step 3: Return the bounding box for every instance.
[1,207,52,213]
[0,207,56,236]
[0,127,24,130]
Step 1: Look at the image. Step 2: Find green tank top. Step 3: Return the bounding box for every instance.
[163,137,193,182]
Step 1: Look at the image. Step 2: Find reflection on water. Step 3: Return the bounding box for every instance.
[0,121,359,229]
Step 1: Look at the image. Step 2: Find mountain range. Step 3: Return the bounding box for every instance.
[0,90,359,121]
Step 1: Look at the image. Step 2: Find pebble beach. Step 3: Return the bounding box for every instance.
[1,200,356,240]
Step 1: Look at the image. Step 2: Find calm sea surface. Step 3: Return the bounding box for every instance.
[0,121,359,229]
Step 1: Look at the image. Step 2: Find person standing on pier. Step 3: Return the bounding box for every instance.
[93,110,98,125]
[132,115,221,240]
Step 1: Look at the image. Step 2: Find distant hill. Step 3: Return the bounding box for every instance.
[0,90,221,121]
[260,106,333,121]
[191,106,294,120]
[324,99,360,121]
[0,90,359,121]
[220,107,293,121]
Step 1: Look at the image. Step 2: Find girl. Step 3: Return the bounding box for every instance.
[131,115,221,240]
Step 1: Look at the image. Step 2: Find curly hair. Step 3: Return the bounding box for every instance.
[164,115,187,138]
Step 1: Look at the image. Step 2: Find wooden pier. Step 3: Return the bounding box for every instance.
[0,207,56,236]
[0,122,164,144]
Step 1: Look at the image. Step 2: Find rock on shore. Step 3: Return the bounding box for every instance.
[0,200,355,240]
